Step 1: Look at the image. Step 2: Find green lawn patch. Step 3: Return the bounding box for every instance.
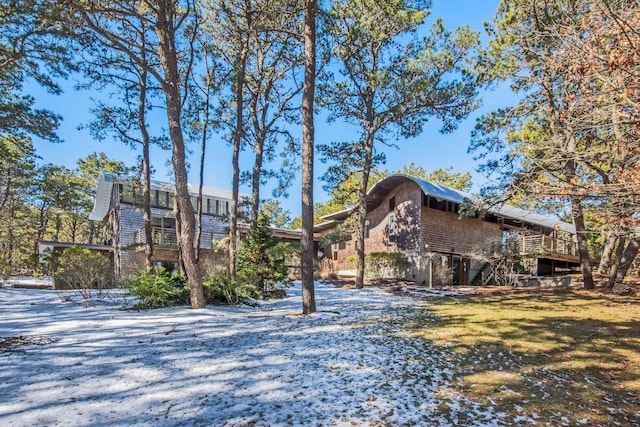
[411,289,640,426]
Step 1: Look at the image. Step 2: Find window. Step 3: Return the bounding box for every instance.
[364,220,370,239]
[388,214,396,235]
[206,198,211,214]
[426,196,439,209]
[389,196,396,211]
[215,199,220,215]
[159,191,169,208]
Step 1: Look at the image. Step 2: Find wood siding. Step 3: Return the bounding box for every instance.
[421,207,502,255]
[328,181,502,283]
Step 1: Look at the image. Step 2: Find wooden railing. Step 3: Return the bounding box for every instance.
[518,235,577,257]
[133,226,221,250]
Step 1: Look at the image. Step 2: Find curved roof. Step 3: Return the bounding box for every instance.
[89,172,118,221]
[321,174,575,234]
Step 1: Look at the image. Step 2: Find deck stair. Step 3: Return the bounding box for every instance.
[470,262,494,286]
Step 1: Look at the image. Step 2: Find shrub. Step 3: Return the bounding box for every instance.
[54,246,114,305]
[202,274,260,305]
[236,212,292,298]
[346,254,357,268]
[346,252,409,279]
[367,252,409,279]
[0,255,12,282]
[125,266,188,309]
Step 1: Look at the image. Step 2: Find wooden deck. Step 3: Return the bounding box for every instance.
[518,235,580,263]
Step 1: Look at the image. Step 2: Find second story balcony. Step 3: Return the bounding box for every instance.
[133,226,224,250]
[517,234,578,261]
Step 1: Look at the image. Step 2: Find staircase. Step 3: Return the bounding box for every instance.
[470,262,494,286]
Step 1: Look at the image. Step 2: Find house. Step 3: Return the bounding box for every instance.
[89,173,243,280]
[88,173,309,281]
[314,174,580,285]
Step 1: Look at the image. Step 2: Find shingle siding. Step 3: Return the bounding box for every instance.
[110,203,229,281]
[328,181,503,284]
[421,207,502,255]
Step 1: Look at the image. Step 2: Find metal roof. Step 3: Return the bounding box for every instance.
[319,174,576,234]
[89,172,245,221]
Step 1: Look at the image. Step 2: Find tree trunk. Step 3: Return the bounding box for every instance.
[54,213,61,242]
[88,220,95,245]
[598,231,616,275]
[355,133,374,290]
[354,190,367,290]
[570,196,594,289]
[138,65,154,273]
[196,52,213,263]
[229,43,248,279]
[607,234,626,288]
[153,2,204,308]
[251,134,264,226]
[615,235,640,285]
[301,0,317,315]
[561,128,593,290]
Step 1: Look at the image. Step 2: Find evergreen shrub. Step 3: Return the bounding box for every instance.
[125,266,188,309]
[236,212,293,298]
[202,273,259,305]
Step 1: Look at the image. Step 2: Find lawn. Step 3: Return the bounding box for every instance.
[2,280,639,426]
[412,287,640,426]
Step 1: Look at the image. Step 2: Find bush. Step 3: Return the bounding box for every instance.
[125,267,188,309]
[54,246,114,305]
[236,212,292,298]
[202,274,260,305]
[346,252,409,279]
[346,254,357,268]
[0,255,12,282]
[367,252,409,279]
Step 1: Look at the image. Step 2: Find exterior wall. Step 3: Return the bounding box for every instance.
[119,251,145,280]
[366,181,422,253]
[198,215,228,248]
[119,204,146,246]
[420,207,502,255]
[326,181,504,285]
[328,181,422,269]
[111,203,229,281]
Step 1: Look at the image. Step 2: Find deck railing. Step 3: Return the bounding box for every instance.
[518,234,577,257]
[133,226,221,250]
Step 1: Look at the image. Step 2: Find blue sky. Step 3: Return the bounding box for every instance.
[29,0,504,218]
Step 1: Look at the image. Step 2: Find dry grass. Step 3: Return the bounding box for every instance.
[411,288,640,426]
[0,335,59,352]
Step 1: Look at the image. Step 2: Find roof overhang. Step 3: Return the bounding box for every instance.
[39,240,112,256]
[89,172,118,221]
[317,174,576,235]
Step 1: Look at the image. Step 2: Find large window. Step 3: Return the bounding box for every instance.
[154,190,170,208]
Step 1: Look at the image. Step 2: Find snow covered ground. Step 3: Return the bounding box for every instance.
[1,281,500,426]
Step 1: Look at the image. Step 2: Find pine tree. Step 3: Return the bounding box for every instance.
[236,212,291,298]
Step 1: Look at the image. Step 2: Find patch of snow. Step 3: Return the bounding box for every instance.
[2,276,53,288]
[0,281,500,426]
